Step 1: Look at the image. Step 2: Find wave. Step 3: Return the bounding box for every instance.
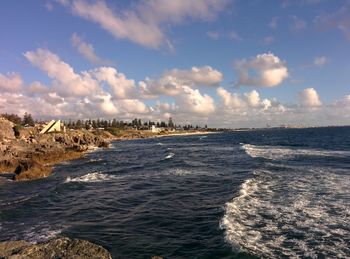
[221,168,350,258]
[156,142,164,146]
[169,168,192,176]
[241,144,350,160]
[164,153,175,159]
[65,172,116,183]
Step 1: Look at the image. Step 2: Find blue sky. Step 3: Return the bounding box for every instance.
[0,0,349,127]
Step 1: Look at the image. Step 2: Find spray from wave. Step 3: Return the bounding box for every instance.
[164,153,175,159]
[65,172,116,183]
[241,144,350,160]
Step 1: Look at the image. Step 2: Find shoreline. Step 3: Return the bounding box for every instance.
[0,118,218,182]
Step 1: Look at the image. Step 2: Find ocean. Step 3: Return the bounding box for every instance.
[0,127,349,258]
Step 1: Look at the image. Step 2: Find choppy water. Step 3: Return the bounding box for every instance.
[1,127,350,258]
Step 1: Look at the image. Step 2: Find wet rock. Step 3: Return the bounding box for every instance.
[14,160,52,181]
[0,237,112,259]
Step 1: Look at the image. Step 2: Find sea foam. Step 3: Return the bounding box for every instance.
[241,143,350,160]
[65,172,116,183]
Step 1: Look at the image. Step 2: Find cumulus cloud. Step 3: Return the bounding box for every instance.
[59,0,228,49]
[217,87,279,111]
[24,48,100,97]
[175,86,215,115]
[298,88,322,107]
[71,33,109,65]
[0,72,23,92]
[92,67,137,99]
[235,53,288,87]
[140,66,223,97]
[314,56,328,66]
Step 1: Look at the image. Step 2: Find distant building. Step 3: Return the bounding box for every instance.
[151,125,161,133]
[40,120,66,134]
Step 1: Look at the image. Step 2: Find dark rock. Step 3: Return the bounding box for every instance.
[14,160,52,181]
[0,237,112,259]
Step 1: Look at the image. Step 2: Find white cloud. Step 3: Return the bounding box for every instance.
[0,72,23,92]
[24,48,101,97]
[235,53,288,87]
[244,90,261,107]
[217,87,279,111]
[140,66,223,97]
[92,67,137,99]
[71,33,109,65]
[298,88,322,107]
[314,56,328,66]
[60,0,228,49]
[176,86,215,115]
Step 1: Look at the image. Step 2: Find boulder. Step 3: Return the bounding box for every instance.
[0,237,112,259]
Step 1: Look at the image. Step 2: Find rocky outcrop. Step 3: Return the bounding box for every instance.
[0,117,112,181]
[0,117,15,141]
[0,237,112,259]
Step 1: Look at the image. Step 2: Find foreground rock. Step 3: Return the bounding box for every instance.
[0,237,112,259]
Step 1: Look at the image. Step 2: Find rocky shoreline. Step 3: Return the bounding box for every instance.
[0,116,214,182]
[0,117,112,181]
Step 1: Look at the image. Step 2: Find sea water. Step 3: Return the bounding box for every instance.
[0,127,349,258]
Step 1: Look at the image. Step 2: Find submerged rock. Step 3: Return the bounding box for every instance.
[0,237,112,259]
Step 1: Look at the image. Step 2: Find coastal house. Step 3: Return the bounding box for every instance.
[151,125,162,133]
[40,120,66,134]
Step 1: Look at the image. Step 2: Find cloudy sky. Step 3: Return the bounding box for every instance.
[0,0,349,127]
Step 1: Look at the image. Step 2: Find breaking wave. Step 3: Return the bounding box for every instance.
[164,153,175,159]
[221,167,350,258]
[241,144,350,160]
[65,172,116,183]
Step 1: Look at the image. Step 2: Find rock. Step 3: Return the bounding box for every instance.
[0,240,30,258]
[14,160,52,181]
[0,117,15,141]
[0,237,112,259]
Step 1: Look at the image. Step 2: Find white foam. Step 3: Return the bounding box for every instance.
[221,168,350,258]
[88,158,104,162]
[65,172,116,183]
[22,224,64,243]
[164,153,175,159]
[241,144,350,160]
[156,142,164,146]
[170,168,192,176]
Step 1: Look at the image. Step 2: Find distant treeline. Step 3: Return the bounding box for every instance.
[65,117,207,131]
[1,113,208,131]
[1,113,35,127]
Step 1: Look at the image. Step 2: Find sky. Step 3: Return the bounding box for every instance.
[0,0,350,128]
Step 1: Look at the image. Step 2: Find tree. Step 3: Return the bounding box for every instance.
[168,117,174,128]
[1,113,22,125]
[22,113,35,126]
